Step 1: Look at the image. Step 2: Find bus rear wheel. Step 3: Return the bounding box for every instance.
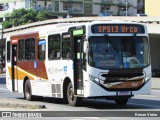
[115,98,129,105]
[67,82,81,106]
[24,80,34,101]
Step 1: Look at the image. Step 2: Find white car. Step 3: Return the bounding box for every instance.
[98,13,112,17]
[134,14,148,17]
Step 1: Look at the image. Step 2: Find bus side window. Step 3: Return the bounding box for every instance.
[18,39,25,61]
[25,38,35,60]
[30,38,35,60]
[38,40,46,60]
[48,34,61,60]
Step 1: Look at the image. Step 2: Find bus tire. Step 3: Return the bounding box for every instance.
[67,82,81,106]
[63,81,69,104]
[115,98,128,105]
[24,80,34,101]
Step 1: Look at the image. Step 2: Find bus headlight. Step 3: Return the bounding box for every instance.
[89,74,100,84]
[145,73,152,81]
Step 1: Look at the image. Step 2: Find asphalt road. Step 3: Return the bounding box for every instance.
[0,76,160,119]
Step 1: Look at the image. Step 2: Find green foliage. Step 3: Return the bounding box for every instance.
[2,21,12,29]
[2,8,53,29]
[36,10,48,21]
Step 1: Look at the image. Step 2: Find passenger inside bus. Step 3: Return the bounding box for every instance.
[50,51,56,59]
[62,48,70,59]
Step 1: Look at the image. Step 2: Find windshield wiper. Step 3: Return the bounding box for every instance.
[104,34,118,53]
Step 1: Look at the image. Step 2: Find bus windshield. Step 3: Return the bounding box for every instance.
[88,36,150,69]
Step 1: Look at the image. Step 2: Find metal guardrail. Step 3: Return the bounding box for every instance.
[3,16,160,34]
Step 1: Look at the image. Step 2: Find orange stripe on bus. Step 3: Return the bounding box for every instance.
[8,67,35,80]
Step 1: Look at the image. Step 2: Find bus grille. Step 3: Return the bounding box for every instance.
[99,71,145,90]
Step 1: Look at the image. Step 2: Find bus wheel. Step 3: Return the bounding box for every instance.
[115,98,128,105]
[24,80,34,101]
[67,82,81,106]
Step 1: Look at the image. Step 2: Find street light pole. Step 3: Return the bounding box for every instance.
[126,1,128,16]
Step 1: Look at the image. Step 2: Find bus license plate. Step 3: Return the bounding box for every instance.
[118,91,130,96]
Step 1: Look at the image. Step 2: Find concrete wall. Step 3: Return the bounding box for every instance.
[150,35,160,70]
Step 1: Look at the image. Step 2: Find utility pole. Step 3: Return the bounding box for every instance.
[126,1,128,16]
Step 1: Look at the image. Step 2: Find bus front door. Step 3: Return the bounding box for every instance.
[73,37,84,95]
[11,44,18,92]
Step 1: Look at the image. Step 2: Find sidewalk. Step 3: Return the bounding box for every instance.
[0,97,46,111]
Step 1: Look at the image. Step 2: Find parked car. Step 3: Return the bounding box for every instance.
[133,14,148,17]
[98,13,112,17]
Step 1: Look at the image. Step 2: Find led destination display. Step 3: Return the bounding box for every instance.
[91,24,145,33]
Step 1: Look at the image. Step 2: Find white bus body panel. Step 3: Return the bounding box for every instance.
[83,65,151,98]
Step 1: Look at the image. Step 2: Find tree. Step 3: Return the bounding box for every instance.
[2,21,12,29]
[36,10,48,21]
[10,8,29,26]
[2,8,52,28]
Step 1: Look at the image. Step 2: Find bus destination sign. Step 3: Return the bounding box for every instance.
[91,24,145,34]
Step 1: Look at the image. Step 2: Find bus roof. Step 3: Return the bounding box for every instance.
[7,20,146,39]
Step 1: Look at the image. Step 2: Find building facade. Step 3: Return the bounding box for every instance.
[30,0,143,17]
[0,0,28,22]
[145,0,160,16]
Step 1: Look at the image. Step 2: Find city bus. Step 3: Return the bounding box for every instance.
[6,20,151,106]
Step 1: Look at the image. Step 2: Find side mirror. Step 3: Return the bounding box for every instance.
[83,41,88,53]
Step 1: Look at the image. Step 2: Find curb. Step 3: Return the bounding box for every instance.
[0,98,46,109]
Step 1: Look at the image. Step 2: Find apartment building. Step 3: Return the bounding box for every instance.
[30,0,143,16]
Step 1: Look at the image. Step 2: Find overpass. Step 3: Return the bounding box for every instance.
[1,16,160,72]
